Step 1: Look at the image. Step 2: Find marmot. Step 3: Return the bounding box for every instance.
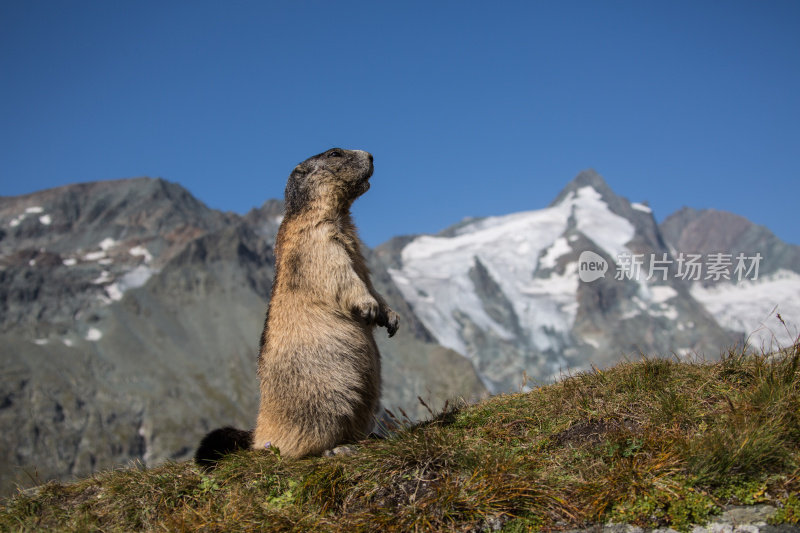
[195,148,398,468]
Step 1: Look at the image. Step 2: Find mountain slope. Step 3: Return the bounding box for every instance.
[4,348,799,532]
[0,179,486,496]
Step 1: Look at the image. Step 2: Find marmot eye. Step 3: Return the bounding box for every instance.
[328,150,343,158]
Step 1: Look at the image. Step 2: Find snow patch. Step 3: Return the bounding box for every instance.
[83,250,106,261]
[653,304,678,321]
[81,238,119,262]
[86,328,103,341]
[539,237,571,270]
[649,285,678,304]
[582,336,600,349]
[9,207,50,227]
[63,258,77,266]
[105,284,124,302]
[92,270,113,284]
[631,202,652,213]
[103,265,156,302]
[389,271,411,285]
[62,338,74,347]
[632,286,679,320]
[571,187,635,258]
[129,245,153,263]
[33,338,49,345]
[99,238,118,251]
[28,259,36,267]
[620,307,641,320]
[121,265,155,289]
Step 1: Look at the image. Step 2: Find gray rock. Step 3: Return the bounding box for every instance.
[563,506,799,533]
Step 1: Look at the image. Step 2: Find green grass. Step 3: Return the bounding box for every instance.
[2,345,799,532]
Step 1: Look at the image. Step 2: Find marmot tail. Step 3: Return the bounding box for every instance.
[194,427,253,470]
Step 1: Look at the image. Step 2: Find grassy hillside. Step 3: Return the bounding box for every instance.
[2,346,799,532]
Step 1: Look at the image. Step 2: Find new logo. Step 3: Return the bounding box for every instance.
[578,251,607,282]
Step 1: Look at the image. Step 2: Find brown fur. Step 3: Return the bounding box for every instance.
[251,148,398,457]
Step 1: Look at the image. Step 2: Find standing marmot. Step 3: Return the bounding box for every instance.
[195,148,398,468]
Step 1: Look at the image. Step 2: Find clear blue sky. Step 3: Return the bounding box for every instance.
[2,1,798,247]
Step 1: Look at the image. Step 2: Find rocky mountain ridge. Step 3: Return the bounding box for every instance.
[0,178,485,496]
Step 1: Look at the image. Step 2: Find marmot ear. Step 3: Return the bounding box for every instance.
[285,166,311,216]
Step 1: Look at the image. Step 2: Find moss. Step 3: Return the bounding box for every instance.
[714,477,774,505]
[666,489,719,532]
[770,494,800,525]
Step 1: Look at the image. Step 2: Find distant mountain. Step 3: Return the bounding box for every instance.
[0,178,486,496]
[660,207,800,348]
[379,170,771,393]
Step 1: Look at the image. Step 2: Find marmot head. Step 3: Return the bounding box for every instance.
[284,148,374,216]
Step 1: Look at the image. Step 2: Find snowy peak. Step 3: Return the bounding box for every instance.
[550,169,614,206]
[550,170,665,254]
[550,169,629,218]
[386,170,739,392]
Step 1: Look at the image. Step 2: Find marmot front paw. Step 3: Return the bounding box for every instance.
[354,298,381,323]
[378,308,399,337]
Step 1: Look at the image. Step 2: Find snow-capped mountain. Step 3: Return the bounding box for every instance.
[380,170,754,393]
